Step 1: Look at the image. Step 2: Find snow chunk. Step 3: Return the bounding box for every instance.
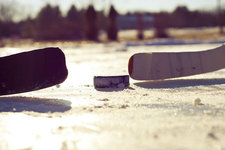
[194,98,203,106]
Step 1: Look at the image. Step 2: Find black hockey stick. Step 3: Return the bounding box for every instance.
[0,47,68,95]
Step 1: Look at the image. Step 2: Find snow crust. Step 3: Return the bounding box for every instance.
[0,40,225,150]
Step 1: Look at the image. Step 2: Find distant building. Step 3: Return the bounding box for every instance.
[117,13,154,30]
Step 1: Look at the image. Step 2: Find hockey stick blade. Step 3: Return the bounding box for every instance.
[129,45,225,80]
[0,47,68,95]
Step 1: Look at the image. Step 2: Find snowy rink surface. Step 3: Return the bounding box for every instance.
[0,41,225,150]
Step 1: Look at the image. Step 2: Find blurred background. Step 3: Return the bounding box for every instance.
[0,0,224,44]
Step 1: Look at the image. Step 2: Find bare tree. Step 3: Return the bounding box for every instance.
[107,5,118,40]
[0,0,17,22]
[85,5,98,40]
[137,13,144,40]
[217,0,224,34]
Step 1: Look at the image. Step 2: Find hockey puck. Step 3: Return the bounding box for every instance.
[94,75,129,88]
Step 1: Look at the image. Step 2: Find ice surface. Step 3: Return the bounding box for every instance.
[0,41,225,150]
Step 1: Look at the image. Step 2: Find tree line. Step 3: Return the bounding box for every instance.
[0,4,117,41]
[0,4,224,40]
[153,6,225,37]
[22,4,113,41]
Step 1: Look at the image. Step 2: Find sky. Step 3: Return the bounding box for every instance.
[2,0,224,21]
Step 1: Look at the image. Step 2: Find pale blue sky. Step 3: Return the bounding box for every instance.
[6,0,225,20]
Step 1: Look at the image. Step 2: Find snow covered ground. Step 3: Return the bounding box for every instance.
[0,40,225,150]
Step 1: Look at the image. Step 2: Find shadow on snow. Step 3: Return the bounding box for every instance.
[0,96,71,113]
[134,78,225,89]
